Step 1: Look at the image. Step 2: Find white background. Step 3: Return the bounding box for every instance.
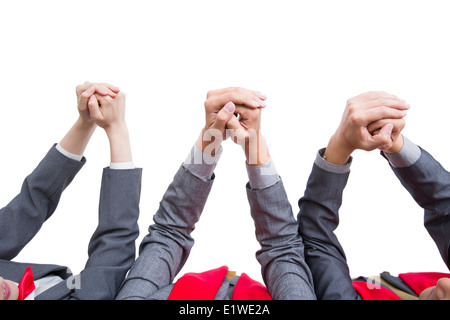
[0,0,449,288]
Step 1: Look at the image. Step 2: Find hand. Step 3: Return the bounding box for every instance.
[75,81,120,125]
[197,87,267,155]
[88,91,132,163]
[58,82,120,156]
[226,105,270,166]
[367,118,406,154]
[324,91,409,165]
[88,92,126,133]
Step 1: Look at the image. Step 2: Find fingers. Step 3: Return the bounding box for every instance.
[78,86,96,111]
[369,123,394,151]
[349,91,403,104]
[347,92,410,121]
[76,82,120,98]
[226,112,247,144]
[355,106,407,125]
[233,105,262,121]
[367,118,405,135]
[207,87,266,101]
[210,102,236,131]
[357,98,410,111]
[205,87,267,110]
[87,95,103,122]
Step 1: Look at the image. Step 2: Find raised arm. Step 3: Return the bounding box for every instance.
[116,87,263,300]
[65,88,143,300]
[0,82,117,260]
[298,91,408,299]
[382,136,450,269]
[226,100,316,300]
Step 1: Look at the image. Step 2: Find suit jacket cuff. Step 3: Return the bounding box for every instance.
[182,144,222,181]
[245,158,280,190]
[382,135,421,168]
[315,148,352,174]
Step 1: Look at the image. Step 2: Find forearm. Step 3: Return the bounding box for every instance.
[59,117,96,157]
[117,165,214,300]
[298,151,359,300]
[323,133,353,166]
[73,168,142,300]
[383,141,450,268]
[0,145,85,260]
[106,124,133,164]
[247,179,316,299]
[245,133,271,166]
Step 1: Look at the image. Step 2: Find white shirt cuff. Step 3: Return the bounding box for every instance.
[110,161,135,170]
[56,143,83,162]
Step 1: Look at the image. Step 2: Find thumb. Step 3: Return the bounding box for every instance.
[87,95,103,122]
[371,122,394,150]
[226,112,247,146]
[211,102,236,131]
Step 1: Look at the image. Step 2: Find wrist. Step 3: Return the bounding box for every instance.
[76,116,97,132]
[105,122,129,140]
[197,127,222,155]
[324,133,354,165]
[246,134,270,166]
[106,123,132,163]
[383,135,404,154]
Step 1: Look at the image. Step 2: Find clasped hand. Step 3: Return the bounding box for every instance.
[197,87,270,166]
[324,91,409,165]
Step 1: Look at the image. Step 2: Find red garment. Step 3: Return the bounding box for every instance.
[352,272,450,300]
[232,273,271,300]
[399,272,450,296]
[18,267,35,300]
[168,266,271,300]
[352,281,401,300]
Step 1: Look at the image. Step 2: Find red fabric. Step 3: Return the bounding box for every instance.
[168,266,271,300]
[168,266,229,300]
[399,272,450,295]
[18,267,35,300]
[232,273,272,300]
[352,281,401,300]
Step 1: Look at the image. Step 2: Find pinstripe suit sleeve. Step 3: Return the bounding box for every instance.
[0,144,85,260]
[116,165,214,300]
[297,153,360,300]
[246,178,316,299]
[386,147,450,269]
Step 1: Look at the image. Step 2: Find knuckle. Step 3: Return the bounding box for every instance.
[347,103,357,115]
[226,91,240,102]
[346,99,355,109]
[349,114,360,124]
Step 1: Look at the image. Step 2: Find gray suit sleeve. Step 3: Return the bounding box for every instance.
[297,163,360,300]
[68,167,143,300]
[0,144,85,260]
[386,147,450,269]
[246,179,316,300]
[116,165,214,300]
